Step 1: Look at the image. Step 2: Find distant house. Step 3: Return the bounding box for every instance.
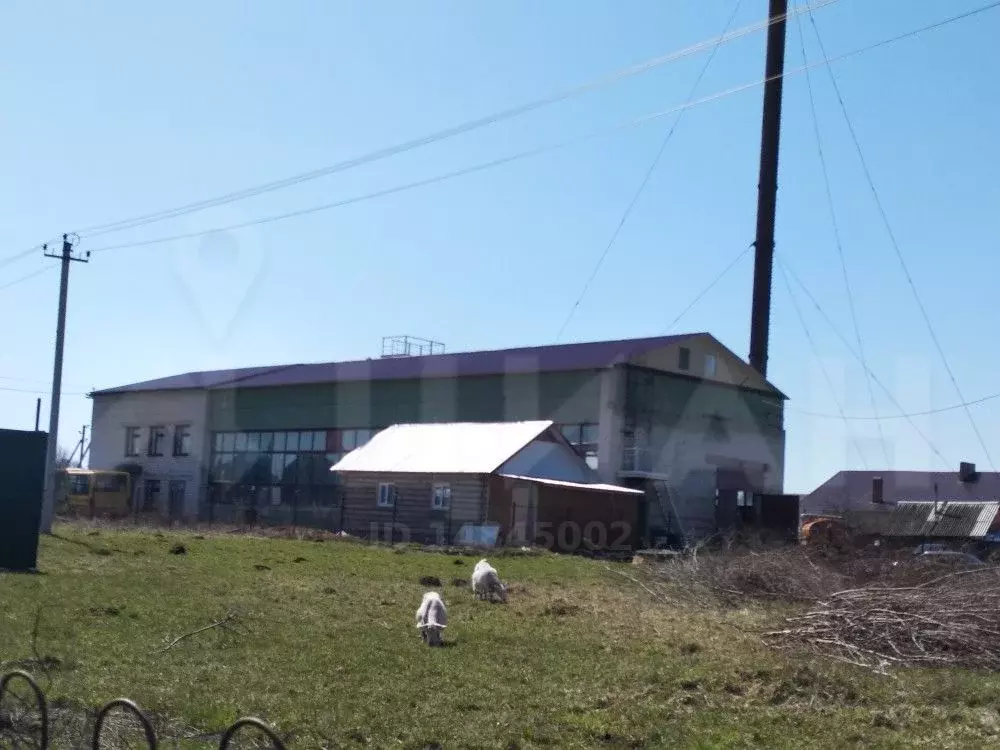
[330,420,644,552]
[847,501,1000,541]
[801,462,1000,518]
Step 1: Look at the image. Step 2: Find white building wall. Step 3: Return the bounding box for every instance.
[89,390,210,519]
[499,439,600,484]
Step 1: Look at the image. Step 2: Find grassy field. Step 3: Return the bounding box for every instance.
[2,524,1000,748]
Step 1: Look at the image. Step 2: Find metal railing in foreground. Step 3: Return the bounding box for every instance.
[0,669,286,748]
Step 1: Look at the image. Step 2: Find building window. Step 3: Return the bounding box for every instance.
[69,474,90,495]
[678,347,691,371]
[377,482,396,508]
[143,479,161,511]
[431,483,451,510]
[559,422,599,460]
[125,427,141,457]
[207,428,365,508]
[704,354,717,377]
[148,426,166,457]
[173,425,192,457]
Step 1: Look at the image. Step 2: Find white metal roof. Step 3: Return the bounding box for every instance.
[330,421,554,474]
[497,474,645,496]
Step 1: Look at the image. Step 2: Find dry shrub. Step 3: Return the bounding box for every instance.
[653,544,849,607]
[764,567,1000,672]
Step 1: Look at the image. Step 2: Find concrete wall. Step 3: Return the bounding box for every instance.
[629,334,777,394]
[618,365,786,540]
[89,390,210,519]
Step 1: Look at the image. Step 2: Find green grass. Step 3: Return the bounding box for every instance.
[2,524,1000,748]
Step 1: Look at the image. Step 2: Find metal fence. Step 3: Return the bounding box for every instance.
[0,670,285,749]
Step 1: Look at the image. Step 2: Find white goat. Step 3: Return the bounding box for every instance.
[471,559,507,603]
[415,591,448,646]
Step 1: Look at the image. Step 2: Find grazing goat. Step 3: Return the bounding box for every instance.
[415,591,448,646]
[471,559,507,603]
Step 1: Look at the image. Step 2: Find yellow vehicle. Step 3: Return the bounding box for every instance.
[62,469,133,518]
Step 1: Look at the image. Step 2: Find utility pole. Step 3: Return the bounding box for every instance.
[39,234,89,534]
[34,398,41,431]
[78,425,88,468]
[748,0,789,379]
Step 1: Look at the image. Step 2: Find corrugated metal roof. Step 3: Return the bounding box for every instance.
[330,421,554,474]
[497,474,646,496]
[90,333,786,397]
[847,501,1000,538]
[801,470,1000,516]
[92,335,699,395]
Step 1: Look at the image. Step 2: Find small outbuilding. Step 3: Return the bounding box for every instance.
[330,420,644,552]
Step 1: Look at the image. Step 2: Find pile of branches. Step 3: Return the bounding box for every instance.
[763,568,1000,672]
[652,543,852,607]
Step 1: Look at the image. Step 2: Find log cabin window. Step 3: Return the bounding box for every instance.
[377,482,397,507]
[431,483,451,510]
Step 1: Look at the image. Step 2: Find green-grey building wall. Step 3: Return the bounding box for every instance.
[207,371,603,432]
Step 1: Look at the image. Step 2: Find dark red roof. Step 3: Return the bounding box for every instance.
[91,333,714,395]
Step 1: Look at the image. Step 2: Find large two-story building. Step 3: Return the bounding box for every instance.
[87,333,787,543]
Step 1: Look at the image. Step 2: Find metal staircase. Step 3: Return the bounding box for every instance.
[650,479,686,546]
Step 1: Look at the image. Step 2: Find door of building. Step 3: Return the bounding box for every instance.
[509,486,536,545]
[168,480,186,521]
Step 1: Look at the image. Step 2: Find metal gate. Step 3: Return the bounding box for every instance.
[0,670,286,748]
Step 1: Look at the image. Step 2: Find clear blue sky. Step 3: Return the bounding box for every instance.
[1,0,998,494]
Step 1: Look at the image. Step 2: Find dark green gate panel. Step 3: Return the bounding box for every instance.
[0,428,46,571]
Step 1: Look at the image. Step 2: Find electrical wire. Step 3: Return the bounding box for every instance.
[553,0,744,343]
[65,0,839,243]
[790,390,1000,421]
[777,254,951,468]
[806,4,997,473]
[664,244,752,335]
[0,264,57,292]
[777,262,869,468]
[77,6,1000,260]
[0,385,88,396]
[793,3,887,466]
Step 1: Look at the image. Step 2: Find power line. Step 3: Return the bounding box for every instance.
[790,390,1000,421]
[793,3,888,466]
[553,0,744,343]
[77,7,1000,260]
[0,235,72,273]
[0,264,57,292]
[63,0,839,244]
[806,4,997,473]
[777,255,950,468]
[0,374,90,388]
[664,244,753,334]
[0,385,88,396]
[777,262,869,468]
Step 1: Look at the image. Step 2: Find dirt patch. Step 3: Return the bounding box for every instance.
[419,576,442,587]
[542,601,580,617]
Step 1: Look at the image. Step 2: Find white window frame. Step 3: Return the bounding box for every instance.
[704,354,717,377]
[148,425,167,457]
[377,482,396,508]
[431,483,451,510]
[173,424,192,457]
[125,426,141,457]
